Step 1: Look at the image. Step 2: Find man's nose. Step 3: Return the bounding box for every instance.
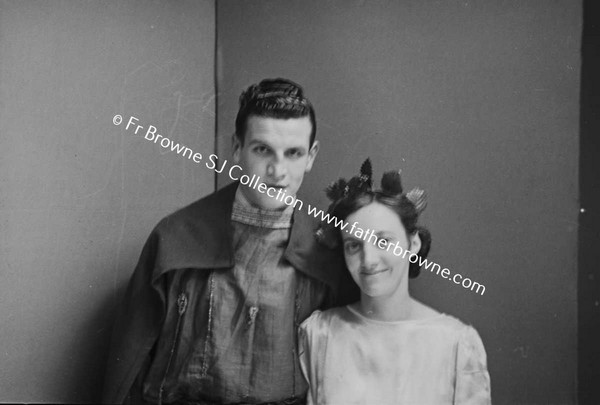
[266,159,287,180]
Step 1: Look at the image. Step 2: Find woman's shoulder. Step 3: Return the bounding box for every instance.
[411,301,483,342]
[411,299,443,320]
[299,305,355,338]
[439,314,489,383]
[301,306,348,327]
[414,306,491,399]
[432,314,487,359]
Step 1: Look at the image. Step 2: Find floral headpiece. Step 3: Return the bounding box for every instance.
[315,158,427,248]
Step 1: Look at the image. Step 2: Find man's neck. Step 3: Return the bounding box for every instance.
[232,187,294,229]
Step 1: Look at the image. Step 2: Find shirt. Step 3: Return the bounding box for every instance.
[141,188,328,404]
[203,189,305,401]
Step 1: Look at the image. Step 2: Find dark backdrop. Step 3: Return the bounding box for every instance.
[0,1,585,403]
[216,1,580,404]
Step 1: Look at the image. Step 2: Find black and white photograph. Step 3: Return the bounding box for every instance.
[0,1,597,404]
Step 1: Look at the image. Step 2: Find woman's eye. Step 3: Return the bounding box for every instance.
[380,237,393,246]
[344,241,361,254]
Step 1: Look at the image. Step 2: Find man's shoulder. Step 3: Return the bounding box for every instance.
[139,182,238,276]
[154,182,238,236]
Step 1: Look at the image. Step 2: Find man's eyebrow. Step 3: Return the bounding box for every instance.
[247,140,271,147]
[286,146,307,152]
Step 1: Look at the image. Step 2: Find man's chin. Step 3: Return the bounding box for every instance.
[256,198,288,210]
[244,193,288,210]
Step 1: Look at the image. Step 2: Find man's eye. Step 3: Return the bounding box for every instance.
[286,149,304,158]
[254,146,269,155]
[344,241,361,254]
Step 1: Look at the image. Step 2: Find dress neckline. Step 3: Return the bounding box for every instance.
[345,304,446,325]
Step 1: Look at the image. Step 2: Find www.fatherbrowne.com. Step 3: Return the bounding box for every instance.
[113,114,486,296]
[307,207,486,296]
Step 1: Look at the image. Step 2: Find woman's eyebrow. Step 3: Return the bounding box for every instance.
[375,231,397,238]
[342,234,363,242]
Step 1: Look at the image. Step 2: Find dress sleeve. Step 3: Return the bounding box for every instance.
[454,326,492,405]
[298,310,321,405]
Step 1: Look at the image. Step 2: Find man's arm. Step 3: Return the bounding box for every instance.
[102,231,166,404]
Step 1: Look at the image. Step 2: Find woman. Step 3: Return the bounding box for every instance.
[299,160,491,404]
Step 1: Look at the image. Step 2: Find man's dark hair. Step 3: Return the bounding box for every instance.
[235,78,316,146]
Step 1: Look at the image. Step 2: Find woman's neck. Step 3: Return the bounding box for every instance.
[357,280,414,322]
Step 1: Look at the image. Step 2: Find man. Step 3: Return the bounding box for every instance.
[103,78,355,404]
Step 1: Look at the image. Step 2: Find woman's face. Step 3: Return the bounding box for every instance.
[342,201,421,298]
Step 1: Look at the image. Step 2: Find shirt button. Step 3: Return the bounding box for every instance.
[248,306,259,325]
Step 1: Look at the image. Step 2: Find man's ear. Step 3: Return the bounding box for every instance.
[232,133,242,163]
[409,232,422,255]
[304,140,320,172]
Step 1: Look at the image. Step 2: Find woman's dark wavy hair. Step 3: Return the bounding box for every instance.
[330,190,432,278]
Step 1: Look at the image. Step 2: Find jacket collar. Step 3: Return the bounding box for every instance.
[152,182,342,288]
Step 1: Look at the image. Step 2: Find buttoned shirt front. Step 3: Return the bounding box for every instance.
[102,183,357,404]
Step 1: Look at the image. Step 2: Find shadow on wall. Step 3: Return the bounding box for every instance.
[69,283,127,402]
[73,294,114,401]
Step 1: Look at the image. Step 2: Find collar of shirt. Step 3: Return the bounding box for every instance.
[232,187,294,229]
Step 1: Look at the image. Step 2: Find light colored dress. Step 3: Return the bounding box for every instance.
[298,305,491,405]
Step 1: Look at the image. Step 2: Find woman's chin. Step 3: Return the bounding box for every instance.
[355,269,404,298]
[359,279,390,297]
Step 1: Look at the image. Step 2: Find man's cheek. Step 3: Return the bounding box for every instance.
[291,167,306,182]
[247,162,263,176]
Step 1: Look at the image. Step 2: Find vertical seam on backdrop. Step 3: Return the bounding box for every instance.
[213,0,219,193]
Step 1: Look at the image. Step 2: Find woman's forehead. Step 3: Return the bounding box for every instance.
[346,202,405,232]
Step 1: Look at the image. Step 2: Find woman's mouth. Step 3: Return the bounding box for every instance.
[361,268,388,276]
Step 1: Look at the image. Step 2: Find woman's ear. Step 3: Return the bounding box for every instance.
[409,232,422,254]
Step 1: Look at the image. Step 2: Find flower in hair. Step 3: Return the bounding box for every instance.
[315,158,428,247]
[325,178,348,202]
[359,158,373,189]
[380,170,403,195]
[324,158,373,202]
[406,188,427,215]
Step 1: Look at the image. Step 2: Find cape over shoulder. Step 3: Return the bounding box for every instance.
[103,183,238,404]
[149,181,238,282]
[149,181,346,289]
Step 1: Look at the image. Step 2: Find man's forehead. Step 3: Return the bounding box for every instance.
[245,115,312,148]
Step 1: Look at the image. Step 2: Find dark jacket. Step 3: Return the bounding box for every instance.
[102,182,357,404]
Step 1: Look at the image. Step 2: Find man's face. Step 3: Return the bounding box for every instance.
[232,115,319,209]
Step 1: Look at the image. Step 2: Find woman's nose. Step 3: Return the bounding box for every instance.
[361,243,379,268]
